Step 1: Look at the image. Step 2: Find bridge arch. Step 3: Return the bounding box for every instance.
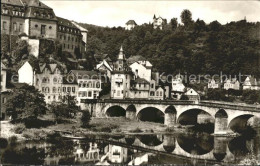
[106,105,126,117]
[137,107,165,123]
[126,105,136,120]
[165,106,177,127]
[228,114,254,133]
[177,108,214,126]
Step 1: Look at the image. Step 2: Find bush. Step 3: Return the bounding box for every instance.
[91,124,119,132]
[0,138,8,149]
[13,124,26,134]
[129,127,143,133]
[81,110,91,128]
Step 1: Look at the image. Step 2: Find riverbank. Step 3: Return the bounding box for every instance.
[1,117,189,141]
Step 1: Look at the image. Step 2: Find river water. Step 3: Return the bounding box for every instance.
[0,132,259,165]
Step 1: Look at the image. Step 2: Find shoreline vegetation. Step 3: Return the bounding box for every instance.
[0,116,250,142]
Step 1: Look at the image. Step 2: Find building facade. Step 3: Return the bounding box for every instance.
[125,20,137,30]
[153,14,167,30]
[69,70,102,103]
[57,17,83,55]
[111,46,132,99]
[243,76,259,90]
[223,78,240,90]
[129,60,152,82]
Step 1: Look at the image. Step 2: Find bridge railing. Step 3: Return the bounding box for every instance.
[199,101,260,112]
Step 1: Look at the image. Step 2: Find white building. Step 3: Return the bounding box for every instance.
[72,21,88,51]
[185,88,200,101]
[96,60,113,80]
[171,74,186,100]
[208,78,221,89]
[111,46,132,99]
[243,76,259,90]
[129,60,152,82]
[18,61,35,86]
[69,70,102,103]
[223,78,240,90]
[129,78,150,99]
[153,14,167,30]
[125,20,137,30]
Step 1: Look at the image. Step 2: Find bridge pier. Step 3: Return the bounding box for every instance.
[164,112,176,127]
[126,110,136,120]
[214,109,229,135]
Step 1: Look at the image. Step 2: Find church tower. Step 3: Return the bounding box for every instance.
[111,46,132,99]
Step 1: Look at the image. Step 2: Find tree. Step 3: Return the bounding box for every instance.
[170,18,178,31]
[49,95,80,123]
[6,85,47,122]
[181,9,193,27]
[81,110,91,128]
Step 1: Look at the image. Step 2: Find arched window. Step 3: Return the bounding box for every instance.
[58,87,61,93]
[53,77,58,83]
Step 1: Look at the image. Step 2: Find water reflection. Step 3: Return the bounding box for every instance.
[0,133,259,165]
[177,134,214,155]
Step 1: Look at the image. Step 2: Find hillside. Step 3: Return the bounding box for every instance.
[79,18,260,77]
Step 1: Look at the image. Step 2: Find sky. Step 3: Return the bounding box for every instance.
[42,0,260,27]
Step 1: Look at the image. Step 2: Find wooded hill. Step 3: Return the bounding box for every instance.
[78,10,260,77]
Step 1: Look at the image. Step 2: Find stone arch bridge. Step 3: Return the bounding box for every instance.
[81,99,260,135]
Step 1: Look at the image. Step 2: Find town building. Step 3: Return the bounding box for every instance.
[1,0,26,36]
[171,74,185,100]
[1,63,8,92]
[184,88,200,101]
[111,46,133,99]
[208,78,222,89]
[96,60,113,80]
[68,70,102,103]
[57,17,84,55]
[18,61,35,85]
[243,76,259,90]
[72,21,88,52]
[22,0,57,39]
[129,60,152,82]
[106,145,128,164]
[125,20,137,30]
[223,78,240,90]
[35,62,65,103]
[129,78,150,99]
[153,14,167,30]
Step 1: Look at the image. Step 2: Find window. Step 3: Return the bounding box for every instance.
[42,87,45,92]
[150,91,154,96]
[53,95,56,100]
[156,91,159,96]
[68,36,70,41]
[160,91,163,96]
[88,91,92,97]
[49,26,52,29]
[53,87,56,93]
[58,87,61,92]
[13,23,17,31]
[67,87,71,92]
[19,24,23,32]
[151,83,154,88]
[96,82,100,88]
[63,87,66,92]
[64,35,66,40]
[72,87,75,92]
[35,24,38,28]
[53,77,58,83]
[2,97,6,103]
[3,21,7,30]
[67,44,69,49]
[122,90,124,94]
[41,25,46,35]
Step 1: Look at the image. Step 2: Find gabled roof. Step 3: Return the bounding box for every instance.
[57,16,79,30]
[126,20,137,25]
[127,55,146,65]
[134,78,149,84]
[22,0,51,9]
[72,21,88,32]
[2,0,24,6]
[97,60,113,71]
